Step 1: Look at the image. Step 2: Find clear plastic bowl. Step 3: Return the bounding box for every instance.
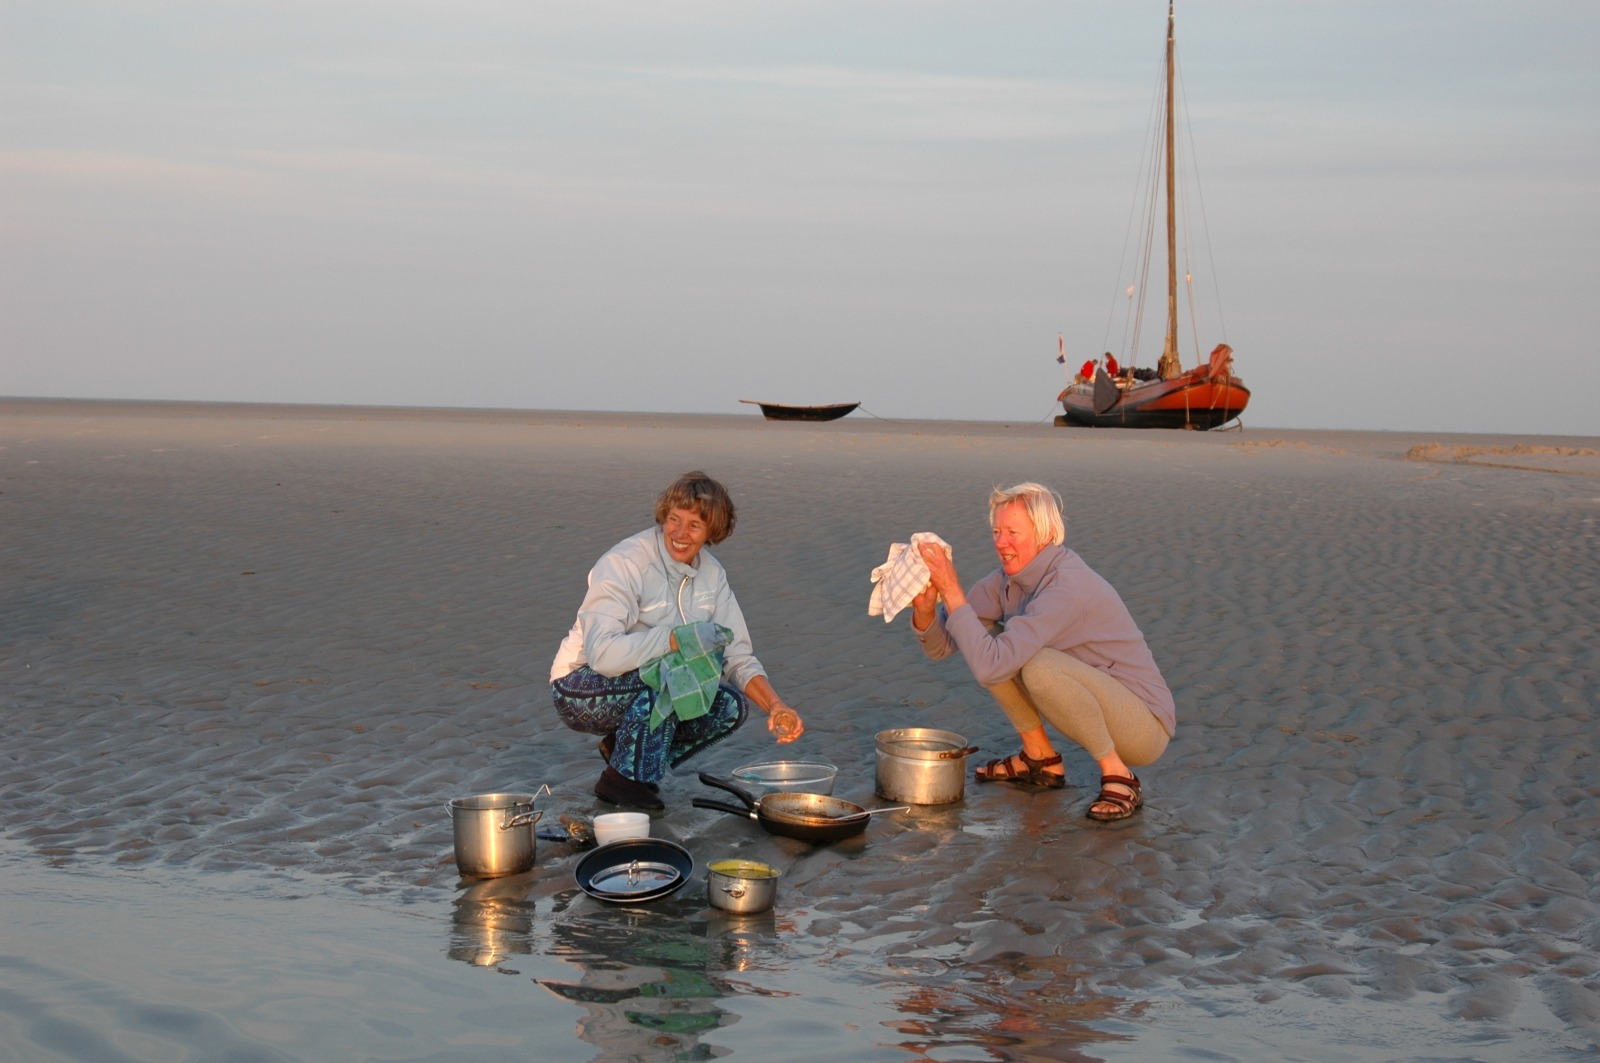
[730,761,838,795]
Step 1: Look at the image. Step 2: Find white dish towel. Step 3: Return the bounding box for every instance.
[867,532,952,623]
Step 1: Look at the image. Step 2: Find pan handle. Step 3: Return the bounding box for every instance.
[938,745,981,760]
[697,772,759,810]
[691,797,759,820]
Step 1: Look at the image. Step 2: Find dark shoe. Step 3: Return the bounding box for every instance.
[974,750,1066,789]
[594,766,665,811]
[597,734,657,792]
[1086,773,1142,821]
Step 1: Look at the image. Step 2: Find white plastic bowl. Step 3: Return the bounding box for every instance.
[593,812,651,846]
[730,761,839,795]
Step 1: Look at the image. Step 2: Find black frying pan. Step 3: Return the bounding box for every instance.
[692,773,907,844]
[574,838,693,903]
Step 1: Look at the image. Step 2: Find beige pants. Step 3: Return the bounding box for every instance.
[985,648,1170,766]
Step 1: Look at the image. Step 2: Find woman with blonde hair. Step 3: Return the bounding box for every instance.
[909,482,1174,821]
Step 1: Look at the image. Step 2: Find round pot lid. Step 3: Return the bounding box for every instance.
[591,880,686,905]
[574,838,694,903]
[586,858,683,898]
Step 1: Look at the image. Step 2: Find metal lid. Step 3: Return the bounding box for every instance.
[574,837,694,904]
[587,859,683,897]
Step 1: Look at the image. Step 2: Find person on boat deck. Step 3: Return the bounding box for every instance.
[908,482,1175,821]
[550,470,805,809]
[1104,352,1121,377]
[1077,358,1096,383]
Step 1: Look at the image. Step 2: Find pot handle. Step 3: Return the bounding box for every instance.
[938,745,981,760]
[719,883,748,899]
[692,797,760,821]
[504,782,553,827]
[503,809,544,830]
[697,772,759,810]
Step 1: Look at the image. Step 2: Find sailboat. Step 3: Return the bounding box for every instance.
[1058,1,1250,430]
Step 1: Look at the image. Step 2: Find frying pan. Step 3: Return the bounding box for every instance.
[574,838,694,904]
[692,772,908,844]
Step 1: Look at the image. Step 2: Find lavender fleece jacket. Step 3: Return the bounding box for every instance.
[916,544,1176,736]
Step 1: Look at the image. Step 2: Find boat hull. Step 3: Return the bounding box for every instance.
[741,401,859,422]
[1059,371,1249,430]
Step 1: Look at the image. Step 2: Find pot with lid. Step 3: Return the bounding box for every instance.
[875,728,978,805]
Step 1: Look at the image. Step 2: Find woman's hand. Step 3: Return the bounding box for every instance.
[918,542,967,613]
[743,675,804,743]
[767,702,804,744]
[909,579,940,631]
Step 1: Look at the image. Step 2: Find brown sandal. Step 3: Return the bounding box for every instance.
[974,750,1066,789]
[1087,773,1142,821]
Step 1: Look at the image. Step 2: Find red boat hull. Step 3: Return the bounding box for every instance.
[1059,366,1249,430]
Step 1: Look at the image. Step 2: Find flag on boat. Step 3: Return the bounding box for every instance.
[1055,334,1066,364]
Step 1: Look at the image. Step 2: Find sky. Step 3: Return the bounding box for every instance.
[2,1,1596,436]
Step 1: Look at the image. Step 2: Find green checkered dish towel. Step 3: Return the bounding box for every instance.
[640,622,733,731]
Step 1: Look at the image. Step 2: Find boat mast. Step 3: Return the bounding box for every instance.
[1157,0,1182,380]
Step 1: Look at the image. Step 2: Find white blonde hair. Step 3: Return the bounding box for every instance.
[988,482,1066,546]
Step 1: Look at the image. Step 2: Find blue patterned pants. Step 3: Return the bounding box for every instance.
[551,666,748,783]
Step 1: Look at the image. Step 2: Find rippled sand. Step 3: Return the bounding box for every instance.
[2,400,1596,1061]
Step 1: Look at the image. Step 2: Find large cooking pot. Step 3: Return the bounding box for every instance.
[692,773,907,844]
[449,791,546,878]
[875,728,979,805]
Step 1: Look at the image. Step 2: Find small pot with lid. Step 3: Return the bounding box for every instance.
[875,728,978,805]
[706,859,781,914]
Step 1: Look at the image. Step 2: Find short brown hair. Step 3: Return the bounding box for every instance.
[654,471,736,544]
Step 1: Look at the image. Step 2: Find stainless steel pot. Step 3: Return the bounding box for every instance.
[449,791,546,878]
[706,859,781,914]
[875,728,978,805]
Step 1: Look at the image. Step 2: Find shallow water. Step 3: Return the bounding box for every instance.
[1,406,1597,1061]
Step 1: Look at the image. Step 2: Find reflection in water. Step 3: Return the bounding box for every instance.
[447,869,1132,1061]
[447,872,541,968]
[446,865,801,1060]
[885,953,1132,1062]
[535,895,793,1062]
[701,909,782,975]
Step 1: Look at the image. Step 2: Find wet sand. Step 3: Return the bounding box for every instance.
[1,399,1597,1062]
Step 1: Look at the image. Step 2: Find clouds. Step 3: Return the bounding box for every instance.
[3,1,1596,433]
